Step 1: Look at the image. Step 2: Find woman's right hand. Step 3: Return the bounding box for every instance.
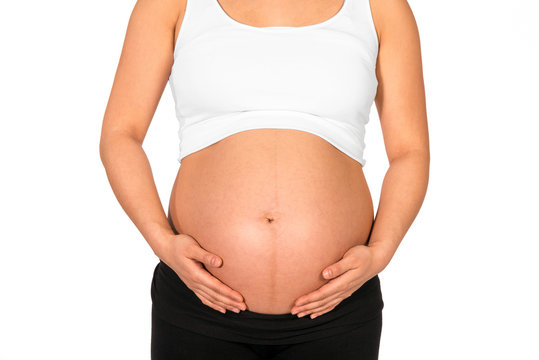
[158,233,247,314]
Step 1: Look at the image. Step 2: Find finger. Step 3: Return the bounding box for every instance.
[193,291,226,314]
[195,283,246,311]
[291,289,344,315]
[187,244,223,268]
[185,257,245,303]
[196,287,243,313]
[296,295,345,318]
[294,275,351,307]
[322,255,356,280]
[310,303,339,319]
[196,269,246,307]
[305,296,345,318]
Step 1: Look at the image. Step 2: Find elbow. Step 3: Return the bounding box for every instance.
[388,147,430,185]
[99,123,111,164]
[99,133,113,165]
[99,130,139,165]
[99,136,106,163]
[99,138,112,168]
[388,147,430,167]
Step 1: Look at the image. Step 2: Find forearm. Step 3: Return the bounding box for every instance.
[367,150,430,274]
[99,132,173,259]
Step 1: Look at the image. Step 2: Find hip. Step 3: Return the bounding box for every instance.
[151,258,384,345]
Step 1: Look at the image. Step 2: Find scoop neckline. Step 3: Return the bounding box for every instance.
[214,0,348,31]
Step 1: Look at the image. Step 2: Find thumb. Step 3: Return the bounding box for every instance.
[322,258,350,279]
[191,246,223,268]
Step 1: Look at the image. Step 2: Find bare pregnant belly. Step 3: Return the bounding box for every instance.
[168,129,374,314]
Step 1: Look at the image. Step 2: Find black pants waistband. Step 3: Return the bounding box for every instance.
[151,258,384,345]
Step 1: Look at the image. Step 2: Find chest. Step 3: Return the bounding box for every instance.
[170,31,377,119]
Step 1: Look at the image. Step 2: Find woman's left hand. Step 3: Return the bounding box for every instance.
[290,244,385,319]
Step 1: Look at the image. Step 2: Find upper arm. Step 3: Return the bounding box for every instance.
[100,0,185,144]
[371,0,430,162]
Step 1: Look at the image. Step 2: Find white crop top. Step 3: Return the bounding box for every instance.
[168,0,379,166]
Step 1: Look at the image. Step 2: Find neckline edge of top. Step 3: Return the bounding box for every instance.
[213,0,349,32]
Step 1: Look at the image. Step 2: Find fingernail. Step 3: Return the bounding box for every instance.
[232,308,240,313]
[323,269,332,278]
[212,257,219,266]
[311,314,318,319]
[297,312,306,318]
[220,308,226,314]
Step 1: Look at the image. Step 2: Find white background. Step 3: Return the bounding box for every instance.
[1,0,538,359]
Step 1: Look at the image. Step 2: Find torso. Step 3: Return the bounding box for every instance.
[169,129,374,314]
[168,0,377,315]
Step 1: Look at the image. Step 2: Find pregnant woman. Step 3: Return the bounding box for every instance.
[99,0,429,358]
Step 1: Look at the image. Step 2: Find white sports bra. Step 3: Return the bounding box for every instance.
[168,0,379,166]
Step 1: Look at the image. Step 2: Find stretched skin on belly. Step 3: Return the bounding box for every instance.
[169,128,374,314]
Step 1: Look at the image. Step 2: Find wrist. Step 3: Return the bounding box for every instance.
[144,222,175,261]
[368,241,395,275]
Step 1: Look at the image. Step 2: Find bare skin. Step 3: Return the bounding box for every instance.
[169,128,374,314]
[100,0,429,317]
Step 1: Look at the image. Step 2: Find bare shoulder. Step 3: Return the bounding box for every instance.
[128,0,186,48]
[369,0,421,45]
[131,0,184,24]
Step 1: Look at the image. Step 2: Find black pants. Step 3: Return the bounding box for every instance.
[151,305,382,360]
